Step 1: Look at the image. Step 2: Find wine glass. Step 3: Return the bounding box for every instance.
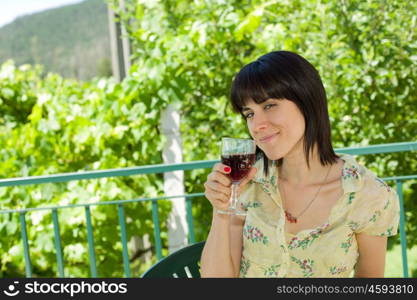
[217,137,256,216]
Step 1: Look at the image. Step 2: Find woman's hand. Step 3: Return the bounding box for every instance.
[204,163,257,212]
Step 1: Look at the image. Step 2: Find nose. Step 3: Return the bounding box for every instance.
[250,111,269,133]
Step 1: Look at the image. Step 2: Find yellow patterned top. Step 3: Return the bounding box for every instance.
[238,154,400,278]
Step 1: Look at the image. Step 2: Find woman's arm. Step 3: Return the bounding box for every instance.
[200,212,244,277]
[354,233,388,277]
[200,163,256,278]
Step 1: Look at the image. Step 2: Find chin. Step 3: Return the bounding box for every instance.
[261,149,283,161]
[267,154,283,161]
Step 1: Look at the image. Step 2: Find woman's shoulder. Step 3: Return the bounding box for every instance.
[358,162,395,197]
[340,156,400,236]
[340,154,391,188]
[340,154,398,208]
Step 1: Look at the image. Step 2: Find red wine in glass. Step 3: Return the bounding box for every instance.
[217,138,256,216]
[221,153,256,183]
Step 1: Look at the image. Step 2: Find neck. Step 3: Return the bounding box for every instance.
[279,143,330,187]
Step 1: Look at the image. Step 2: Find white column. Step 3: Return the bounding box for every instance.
[107,0,130,82]
[161,103,188,254]
[107,5,121,81]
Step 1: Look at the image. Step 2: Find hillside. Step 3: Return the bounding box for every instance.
[0,0,111,80]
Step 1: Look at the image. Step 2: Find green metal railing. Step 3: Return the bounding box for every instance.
[0,141,416,278]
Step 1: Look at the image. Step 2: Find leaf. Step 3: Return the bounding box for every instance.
[234,8,264,41]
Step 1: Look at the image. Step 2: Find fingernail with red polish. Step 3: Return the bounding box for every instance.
[224,167,231,173]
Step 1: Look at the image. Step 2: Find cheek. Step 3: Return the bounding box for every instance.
[285,114,305,138]
[289,124,304,139]
[295,117,306,137]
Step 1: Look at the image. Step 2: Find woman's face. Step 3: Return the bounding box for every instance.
[242,98,305,160]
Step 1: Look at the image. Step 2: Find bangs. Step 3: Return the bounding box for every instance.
[230,60,297,114]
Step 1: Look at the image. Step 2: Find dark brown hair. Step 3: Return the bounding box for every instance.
[230,50,339,175]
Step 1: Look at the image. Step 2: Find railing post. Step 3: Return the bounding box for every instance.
[19,212,32,277]
[52,209,65,277]
[396,180,409,278]
[85,206,98,277]
[117,204,131,277]
[151,200,163,260]
[185,197,195,244]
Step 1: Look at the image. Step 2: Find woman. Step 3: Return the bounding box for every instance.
[200,51,400,278]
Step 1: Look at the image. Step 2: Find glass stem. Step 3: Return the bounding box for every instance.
[230,182,239,210]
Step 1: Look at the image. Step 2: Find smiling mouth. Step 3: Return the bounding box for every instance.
[259,132,279,143]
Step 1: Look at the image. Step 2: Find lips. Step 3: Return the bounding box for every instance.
[258,132,279,143]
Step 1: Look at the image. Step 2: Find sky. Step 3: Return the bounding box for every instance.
[0,0,84,28]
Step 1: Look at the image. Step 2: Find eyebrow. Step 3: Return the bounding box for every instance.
[241,99,276,112]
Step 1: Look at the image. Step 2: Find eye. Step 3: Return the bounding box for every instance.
[244,112,254,119]
[264,104,276,110]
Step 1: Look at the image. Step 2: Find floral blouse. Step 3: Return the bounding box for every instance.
[238,154,400,278]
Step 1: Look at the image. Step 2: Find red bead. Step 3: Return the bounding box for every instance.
[285,211,297,223]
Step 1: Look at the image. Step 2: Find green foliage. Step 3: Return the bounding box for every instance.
[0,0,416,277]
[0,62,171,277]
